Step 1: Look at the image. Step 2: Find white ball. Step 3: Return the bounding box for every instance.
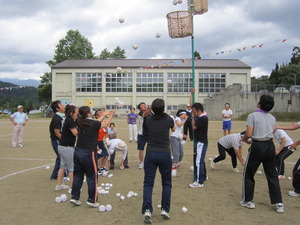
[105,183,110,186]
[157,204,162,209]
[116,67,122,73]
[190,166,194,171]
[104,191,109,194]
[178,0,183,3]
[98,205,106,212]
[182,207,188,213]
[288,176,292,180]
[105,187,110,190]
[167,79,172,84]
[181,140,186,145]
[55,196,62,203]
[102,172,107,177]
[208,158,213,161]
[132,44,138,50]
[45,166,50,169]
[60,194,67,202]
[173,0,178,5]
[172,169,177,177]
[120,196,125,200]
[133,192,138,197]
[101,183,105,187]
[108,174,113,178]
[106,204,112,211]
[128,191,134,195]
[116,193,121,197]
[119,18,125,23]
[155,33,161,38]
[109,184,113,187]
[127,193,132,198]
[257,170,262,175]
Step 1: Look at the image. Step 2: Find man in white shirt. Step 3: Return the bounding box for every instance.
[10,105,28,148]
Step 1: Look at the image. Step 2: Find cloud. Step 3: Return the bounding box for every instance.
[0,0,299,80]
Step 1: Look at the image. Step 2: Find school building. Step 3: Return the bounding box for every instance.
[51,59,251,115]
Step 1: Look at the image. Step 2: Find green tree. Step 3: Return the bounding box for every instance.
[46,29,94,67]
[194,50,201,59]
[110,46,126,59]
[290,46,300,65]
[99,48,111,59]
[38,72,52,103]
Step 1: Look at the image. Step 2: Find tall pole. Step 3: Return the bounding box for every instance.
[190,0,195,104]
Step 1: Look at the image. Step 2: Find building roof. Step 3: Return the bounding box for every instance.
[52,59,251,70]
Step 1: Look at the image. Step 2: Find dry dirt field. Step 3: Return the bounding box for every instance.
[0,117,299,225]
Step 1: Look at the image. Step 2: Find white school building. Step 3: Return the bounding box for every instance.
[51,59,251,115]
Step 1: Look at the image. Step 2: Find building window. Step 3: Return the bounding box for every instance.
[106,105,132,111]
[106,73,132,92]
[167,105,179,111]
[167,73,192,93]
[136,73,163,92]
[199,73,226,93]
[76,73,102,92]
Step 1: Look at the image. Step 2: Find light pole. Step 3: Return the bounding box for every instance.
[167,0,208,104]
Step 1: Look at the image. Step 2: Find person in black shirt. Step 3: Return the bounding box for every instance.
[142,99,175,223]
[55,104,78,192]
[49,100,65,180]
[70,106,115,207]
[183,104,193,141]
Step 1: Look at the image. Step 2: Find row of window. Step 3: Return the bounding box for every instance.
[75,72,226,93]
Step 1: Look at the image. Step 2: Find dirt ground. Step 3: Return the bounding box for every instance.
[0,117,299,225]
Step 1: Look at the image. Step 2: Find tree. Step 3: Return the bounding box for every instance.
[290,46,300,65]
[99,48,111,59]
[46,29,94,67]
[110,46,126,59]
[38,72,52,103]
[194,50,201,59]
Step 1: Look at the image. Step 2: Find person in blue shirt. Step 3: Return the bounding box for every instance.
[10,105,28,148]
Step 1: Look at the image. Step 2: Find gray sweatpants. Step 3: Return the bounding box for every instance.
[170,136,184,164]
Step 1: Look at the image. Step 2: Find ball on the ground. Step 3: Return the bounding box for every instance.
[116,193,121,197]
[60,194,67,202]
[127,193,132,198]
[120,196,125,200]
[257,170,262,175]
[45,166,50,169]
[102,172,107,176]
[106,204,112,211]
[99,205,106,212]
[172,169,177,177]
[55,196,62,203]
[181,140,186,145]
[157,204,162,209]
[133,192,138,197]
[108,174,113,178]
[190,166,194,171]
[182,207,188,213]
[288,176,292,180]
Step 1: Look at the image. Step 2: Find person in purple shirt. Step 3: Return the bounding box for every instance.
[127,107,138,143]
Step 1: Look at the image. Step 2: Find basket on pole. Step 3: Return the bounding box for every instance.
[167,11,193,39]
[187,0,208,15]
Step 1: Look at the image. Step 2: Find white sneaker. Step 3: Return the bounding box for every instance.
[55,184,69,190]
[18,144,23,148]
[189,181,204,188]
[274,203,284,213]
[233,168,240,173]
[86,201,100,208]
[144,209,152,224]
[210,160,215,168]
[139,162,144,169]
[161,209,170,219]
[288,190,300,197]
[70,199,81,206]
[63,177,70,182]
[239,201,255,209]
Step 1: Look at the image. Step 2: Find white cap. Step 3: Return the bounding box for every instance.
[115,141,127,151]
[17,105,23,109]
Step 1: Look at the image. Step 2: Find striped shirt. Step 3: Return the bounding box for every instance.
[273,129,293,147]
[219,133,243,150]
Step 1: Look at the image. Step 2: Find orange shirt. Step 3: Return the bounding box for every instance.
[98,128,107,141]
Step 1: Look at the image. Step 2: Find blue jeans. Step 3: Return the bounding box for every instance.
[193,141,208,184]
[50,140,60,180]
[142,152,172,214]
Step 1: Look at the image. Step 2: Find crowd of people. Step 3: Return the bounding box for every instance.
[10,91,299,223]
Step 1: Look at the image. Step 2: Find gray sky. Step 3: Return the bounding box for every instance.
[0,0,299,80]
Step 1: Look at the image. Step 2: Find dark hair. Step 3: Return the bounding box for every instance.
[259,95,274,112]
[151,98,167,119]
[240,131,246,135]
[76,106,91,133]
[224,103,230,107]
[192,102,204,112]
[130,107,135,111]
[109,123,115,127]
[137,102,145,110]
[94,107,105,118]
[176,109,186,117]
[65,104,77,118]
[50,100,61,113]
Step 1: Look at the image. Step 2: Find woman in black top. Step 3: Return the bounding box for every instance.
[70,106,115,207]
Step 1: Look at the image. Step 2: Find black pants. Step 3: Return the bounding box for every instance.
[72,147,98,203]
[242,140,282,204]
[293,158,300,193]
[276,146,294,176]
[183,120,193,141]
[214,142,237,168]
[110,151,128,168]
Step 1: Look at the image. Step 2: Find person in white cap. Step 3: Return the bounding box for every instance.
[106,138,128,169]
[10,105,28,148]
